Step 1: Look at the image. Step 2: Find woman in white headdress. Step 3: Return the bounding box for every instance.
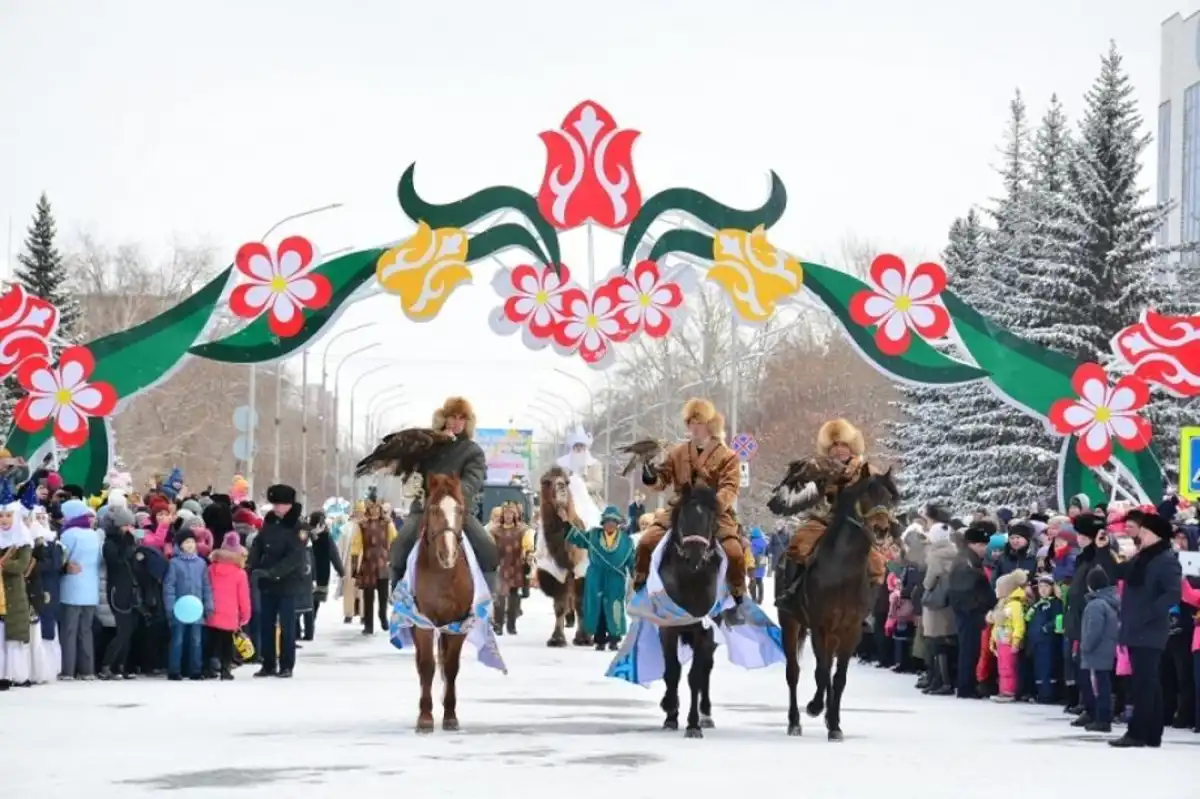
[0,490,35,688]
[25,504,60,683]
[555,424,603,530]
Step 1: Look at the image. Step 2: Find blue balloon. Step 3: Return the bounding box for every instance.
[173,595,203,624]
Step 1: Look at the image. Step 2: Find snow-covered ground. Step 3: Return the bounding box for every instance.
[5,590,1191,798]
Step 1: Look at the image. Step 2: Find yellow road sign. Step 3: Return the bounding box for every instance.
[1179,427,1200,502]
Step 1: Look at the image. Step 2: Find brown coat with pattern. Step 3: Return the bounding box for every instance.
[648,438,741,542]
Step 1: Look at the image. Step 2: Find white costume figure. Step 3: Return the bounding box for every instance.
[555,424,603,530]
[0,496,35,685]
[25,505,59,683]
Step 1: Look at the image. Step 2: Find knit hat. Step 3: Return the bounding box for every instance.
[1086,567,1110,592]
[929,522,952,544]
[107,488,128,508]
[176,508,196,522]
[987,533,1007,555]
[220,531,244,553]
[44,472,63,492]
[600,505,624,525]
[181,499,202,516]
[179,515,203,532]
[964,526,990,545]
[60,498,91,522]
[108,505,136,529]
[996,507,1014,525]
[174,526,197,547]
[1008,521,1033,542]
[1036,572,1055,586]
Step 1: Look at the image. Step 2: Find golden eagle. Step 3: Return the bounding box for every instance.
[354,427,455,480]
[616,438,668,477]
[766,456,858,517]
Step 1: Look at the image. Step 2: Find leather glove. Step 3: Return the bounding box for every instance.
[641,462,658,486]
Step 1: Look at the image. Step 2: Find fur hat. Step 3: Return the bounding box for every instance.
[432,396,476,437]
[963,525,990,545]
[266,484,297,505]
[817,419,865,457]
[681,398,725,438]
[1073,512,1105,541]
[1007,521,1034,542]
[996,568,1028,597]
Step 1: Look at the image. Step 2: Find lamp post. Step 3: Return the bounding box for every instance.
[245,202,344,495]
[347,367,403,496]
[317,322,379,496]
[331,342,382,497]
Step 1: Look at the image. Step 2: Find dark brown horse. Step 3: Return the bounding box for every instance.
[658,483,722,738]
[775,464,898,740]
[412,474,473,733]
[535,466,589,647]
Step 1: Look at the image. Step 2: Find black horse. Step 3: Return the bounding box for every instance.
[775,464,899,740]
[657,483,723,739]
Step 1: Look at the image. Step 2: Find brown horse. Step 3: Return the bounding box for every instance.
[535,466,590,647]
[412,474,474,733]
[774,464,898,741]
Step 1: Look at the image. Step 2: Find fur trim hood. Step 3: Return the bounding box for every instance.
[432,396,476,438]
[682,398,725,438]
[817,418,865,457]
[995,568,1028,598]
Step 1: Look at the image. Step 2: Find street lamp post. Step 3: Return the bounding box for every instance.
[347,368,404,496]
[317,322,379,496]
[331,342,382,497]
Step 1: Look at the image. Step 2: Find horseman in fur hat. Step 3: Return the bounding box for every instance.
[634,398,747,603]
[387,396,500,591]
[777,418,889,585]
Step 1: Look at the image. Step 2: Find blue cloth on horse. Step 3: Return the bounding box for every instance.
[605,532,785,686]
[388,535,507,674]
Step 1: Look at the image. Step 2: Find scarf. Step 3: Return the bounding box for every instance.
[0,501,34,548]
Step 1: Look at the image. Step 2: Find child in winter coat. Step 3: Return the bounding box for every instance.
[162,528,213,680]
[1077,568,1120,732]
[1025,574,1064,703]
[206,532,251,680]
[989,569,1028,702]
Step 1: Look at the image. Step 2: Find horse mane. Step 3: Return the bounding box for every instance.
[539,466,575,571]
[820,467,882,558]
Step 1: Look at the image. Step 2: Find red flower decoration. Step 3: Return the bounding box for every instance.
[848,255,951,356]
[1111,309,1200,398]
[228,236,332,338]
[488,263,576,354]
[1048,363,1152,468]
[608,260,684,338]
[536,100,642,230]
[0,284,60,379]
[14,346,118,449]
[553,284,635,365]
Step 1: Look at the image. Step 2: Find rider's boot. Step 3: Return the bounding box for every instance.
[493,594,507,635]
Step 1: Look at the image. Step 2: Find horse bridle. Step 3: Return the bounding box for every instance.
[421,510,465,564]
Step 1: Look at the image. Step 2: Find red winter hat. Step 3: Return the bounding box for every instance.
[45,472,64,491]
[233,508,262,530]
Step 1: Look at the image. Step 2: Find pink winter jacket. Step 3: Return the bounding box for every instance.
[206,561,252,631]
[143,522,171,552]
[1180,580,1200,653]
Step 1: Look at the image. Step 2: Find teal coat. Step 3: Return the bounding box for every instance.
[567,526,634,638]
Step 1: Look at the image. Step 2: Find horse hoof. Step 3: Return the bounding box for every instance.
[663,718,679,731]
[827,729,844,742]
[805,701,824,718]
[699,715,714,729]
[443,718,459,732]
[684,727,704,739]
[416,718,435,735]
[546,638,566,648]
[788,724,803,737]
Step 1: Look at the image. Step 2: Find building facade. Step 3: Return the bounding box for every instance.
[1161,11,1200,252]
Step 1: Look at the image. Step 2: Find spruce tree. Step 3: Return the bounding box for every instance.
[1069,43,1191,487]
[2,194,80,435]
[887,214,981,507]
[15,193,80,340]
[939,96,1059,509]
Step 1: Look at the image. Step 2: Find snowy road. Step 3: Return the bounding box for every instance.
[6,591,1190,798]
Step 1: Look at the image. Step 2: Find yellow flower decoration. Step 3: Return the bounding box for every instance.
[375,222,471,322]
[708,225,804,323]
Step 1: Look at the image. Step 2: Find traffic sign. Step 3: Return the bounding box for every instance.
[232,406,259,432]
[232,435,257,461]
[738,461,750,488]
[1180,427,1200,501]
[731,432,758,461]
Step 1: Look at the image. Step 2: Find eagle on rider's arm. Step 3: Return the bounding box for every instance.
[616,438,668,477]
[765,455,853,517]
[354,427,455,480]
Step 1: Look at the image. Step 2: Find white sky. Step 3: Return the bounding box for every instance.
[0,0,1189,443]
